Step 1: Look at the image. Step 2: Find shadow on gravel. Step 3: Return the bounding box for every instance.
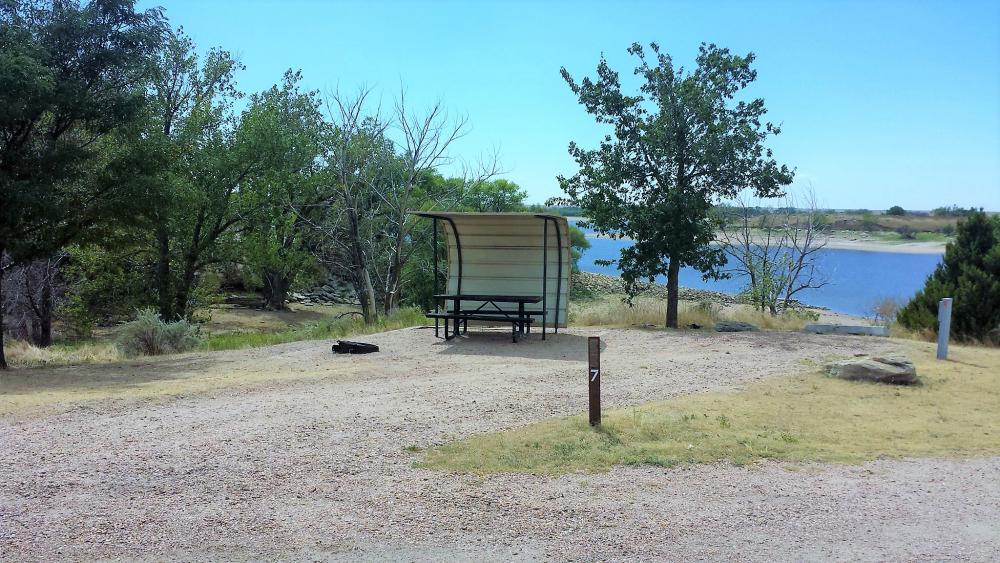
[0,353,229,396]
[433,330,594,362]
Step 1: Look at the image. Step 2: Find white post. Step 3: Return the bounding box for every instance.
[937,298,952,360]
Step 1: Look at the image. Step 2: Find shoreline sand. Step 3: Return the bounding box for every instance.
[567,217,948,255]
[582,232,946,255]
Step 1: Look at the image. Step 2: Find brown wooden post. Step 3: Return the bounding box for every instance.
[588,336,601,426]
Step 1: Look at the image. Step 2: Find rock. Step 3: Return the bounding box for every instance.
[714,321,758,332]
[826,355,918,385]
[805,323,889,337]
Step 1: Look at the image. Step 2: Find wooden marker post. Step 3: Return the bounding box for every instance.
[937,297,953,360]
[588,336,601,426]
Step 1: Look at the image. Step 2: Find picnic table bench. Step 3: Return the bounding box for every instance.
[429,294,544,342]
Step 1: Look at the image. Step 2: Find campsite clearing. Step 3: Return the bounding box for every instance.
[2,327,998,560]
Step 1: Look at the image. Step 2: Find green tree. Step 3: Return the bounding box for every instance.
[461,179,528,212]
[0,0,164,368]
[238,70,326,310]
[559,42,793,327]
[568,225,591,272]
[898,211,1000,340]
[886,205,906,216]
[142,28,263,320]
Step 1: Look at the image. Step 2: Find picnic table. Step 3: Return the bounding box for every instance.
[428,294,543,342]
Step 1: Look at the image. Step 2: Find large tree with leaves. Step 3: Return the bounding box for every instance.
[238,70,326,310]
[559,42,793,327]
[0,0,164,368]
[142,28,262,320]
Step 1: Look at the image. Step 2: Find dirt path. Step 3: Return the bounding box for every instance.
[2,327,997,561]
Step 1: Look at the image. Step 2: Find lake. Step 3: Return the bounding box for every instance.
[572,223,943,317]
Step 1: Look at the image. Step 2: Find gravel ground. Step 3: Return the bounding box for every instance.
[2,327,998,561]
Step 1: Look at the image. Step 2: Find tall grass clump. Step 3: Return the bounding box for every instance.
[5,339,124,368]
[571,296,812,331]
[204,307,427,351]
[115,308,202,357]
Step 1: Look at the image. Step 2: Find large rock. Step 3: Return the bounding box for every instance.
[714,320,759,332]
[826,355,918,385]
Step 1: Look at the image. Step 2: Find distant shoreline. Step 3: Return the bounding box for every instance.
[821,234,945,255]
[569,218,947,255]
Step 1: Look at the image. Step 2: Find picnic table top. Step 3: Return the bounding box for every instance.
[433,294,543,304]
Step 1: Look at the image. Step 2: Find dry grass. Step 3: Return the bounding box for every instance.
[570,295,813,331]
[3,307,424,369]
[4,340,123,369]
[200,302,356,335]
[420,341,1000,474]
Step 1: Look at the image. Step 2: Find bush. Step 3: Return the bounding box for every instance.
[115,308,202,357]
[860,213,879,232]
[886,205,906,216]
[898,211,1000,341]
[568,224,591,272]
[869,297,900,327]
[895,225,916,240]
[937,224,956,236]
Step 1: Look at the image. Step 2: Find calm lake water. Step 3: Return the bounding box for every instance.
[571,221,943,316]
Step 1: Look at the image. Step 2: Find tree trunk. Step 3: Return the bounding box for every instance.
[0,246,7,370]
[665,257,680,328]
[345,204,378,323]
[36,268,52,347]
[357,268,377,322]
[174,255,198,321]
[262,270,290,310]
[155,225,174,320]
[383,222,406,317]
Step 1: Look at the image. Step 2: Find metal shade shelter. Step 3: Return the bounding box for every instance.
[411,212,571,338]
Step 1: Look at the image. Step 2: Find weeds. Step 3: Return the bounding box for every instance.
[4,339,123,368]
[570,295,813,331]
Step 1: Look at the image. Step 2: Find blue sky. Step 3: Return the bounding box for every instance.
[141,0,1000,210]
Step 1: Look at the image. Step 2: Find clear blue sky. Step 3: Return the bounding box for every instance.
[141,0,1000,211]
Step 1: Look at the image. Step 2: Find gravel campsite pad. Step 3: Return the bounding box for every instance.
[2,327,998,561]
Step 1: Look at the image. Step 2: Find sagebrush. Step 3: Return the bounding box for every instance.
[115,309,202,357]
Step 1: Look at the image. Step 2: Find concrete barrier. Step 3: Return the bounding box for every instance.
[803,324,889,337]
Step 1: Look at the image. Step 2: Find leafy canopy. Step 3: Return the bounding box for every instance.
[558,42,793,320]
[0,0,165,261]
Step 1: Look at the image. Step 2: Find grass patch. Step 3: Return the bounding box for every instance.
[420,342,1000,474]
[570,295,813,331]
[4,308,428,369]
[867,231,953,243]
[4,340,123,369]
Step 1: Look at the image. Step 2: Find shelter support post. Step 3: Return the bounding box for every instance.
[433,218,439,338]
[553,218,562,334]
[542,219,548,340]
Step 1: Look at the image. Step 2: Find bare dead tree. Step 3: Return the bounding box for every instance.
[1,252,68,347]
[372,89,496,316]
[778,188,830,310]
[718,187,829,315]
[309,87,390,323]
[717,194,787,314]
[295,86,502,322]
